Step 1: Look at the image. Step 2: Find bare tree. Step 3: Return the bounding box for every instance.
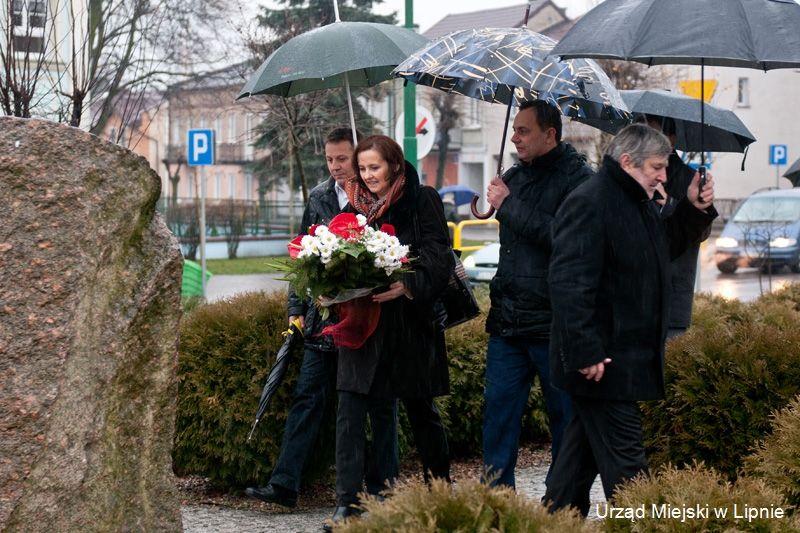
[2,0,233,144]
[428,91,461,189]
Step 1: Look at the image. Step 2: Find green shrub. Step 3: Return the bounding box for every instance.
[643,293,800,479]
[336,478,597,533]
[746,395,800,508]
[605,463,799,532]
[173,290,336,488]
[174,285,552,489]
[437,285,548,458]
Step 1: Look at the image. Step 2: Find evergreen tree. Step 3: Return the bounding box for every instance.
[247,0,397,203]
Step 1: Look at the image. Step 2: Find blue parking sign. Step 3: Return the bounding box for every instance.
[770,144,788,166]
[187,129,215,166]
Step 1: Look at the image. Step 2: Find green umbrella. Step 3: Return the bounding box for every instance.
[237,4,428,143]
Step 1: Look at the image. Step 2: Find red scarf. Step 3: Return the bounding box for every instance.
[345,175,406,224]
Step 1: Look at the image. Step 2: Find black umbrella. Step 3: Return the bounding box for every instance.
[784,158,800,187]
[552,0,800,184]
[394,4,628,219]
[247,319,304,441]
[577,89,756,153]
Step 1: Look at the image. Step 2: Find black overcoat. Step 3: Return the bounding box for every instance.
[549,156,716,401]
[486,143,593,338]
[287,178,341,352]
[337,162,454,398]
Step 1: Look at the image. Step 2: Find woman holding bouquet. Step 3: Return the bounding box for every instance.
[327,135,454,528]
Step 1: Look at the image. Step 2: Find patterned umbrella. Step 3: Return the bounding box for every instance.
[393,24,627,218]
[393,27,627,121]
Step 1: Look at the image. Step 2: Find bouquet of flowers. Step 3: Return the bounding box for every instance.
[279,213,412,348]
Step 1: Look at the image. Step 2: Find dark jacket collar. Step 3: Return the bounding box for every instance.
[602,155,650,203]
[391,160,421,211]
[520,142,567,171]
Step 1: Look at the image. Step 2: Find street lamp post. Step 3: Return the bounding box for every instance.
[403,0,417,170]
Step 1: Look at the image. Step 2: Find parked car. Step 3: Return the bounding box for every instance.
[715,189,800,274]
[462,242,499,282]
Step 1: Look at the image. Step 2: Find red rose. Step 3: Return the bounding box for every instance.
[328,213,364,240]
[379,223,396,236]
[308,224,320,236]
[287,234,304,259]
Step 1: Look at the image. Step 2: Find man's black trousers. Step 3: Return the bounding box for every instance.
[543,396,647,516]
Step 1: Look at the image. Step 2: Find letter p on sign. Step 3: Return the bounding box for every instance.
[188,129,215,166]
[770,144,788,166]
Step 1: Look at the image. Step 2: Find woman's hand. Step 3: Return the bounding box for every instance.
[372,281,411,303]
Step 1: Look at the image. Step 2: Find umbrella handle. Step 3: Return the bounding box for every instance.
[470,195,495,219]
[699,166,707,193]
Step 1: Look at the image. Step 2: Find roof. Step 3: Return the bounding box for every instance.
[423,1,557,40]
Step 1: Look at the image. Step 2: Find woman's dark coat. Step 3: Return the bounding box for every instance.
[549,156,716,401]
[337,162,454,399]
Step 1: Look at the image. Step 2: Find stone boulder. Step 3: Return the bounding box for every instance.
[0,118,183,531]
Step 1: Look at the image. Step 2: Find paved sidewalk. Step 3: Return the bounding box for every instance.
[206,274,288,302]
[181,464,604,532]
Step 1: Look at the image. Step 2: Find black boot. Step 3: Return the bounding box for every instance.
[322,505,361,532]
[245,483,298,508]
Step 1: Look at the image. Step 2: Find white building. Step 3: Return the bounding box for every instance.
[699,66,800,200]
[0,0,90,125]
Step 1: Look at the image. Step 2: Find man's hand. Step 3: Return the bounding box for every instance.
[372,281,411,303]
[487,175,510,210]
[687,171,715,211]
[579,358,612,382]
[654,183,668,206]
[289,315,305,328]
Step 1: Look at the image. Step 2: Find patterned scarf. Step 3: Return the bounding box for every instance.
[345,174,406,224]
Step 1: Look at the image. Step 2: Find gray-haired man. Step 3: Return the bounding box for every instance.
[544,124,717,515]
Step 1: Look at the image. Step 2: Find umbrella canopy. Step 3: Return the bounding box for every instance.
[238,22,428,98]
[393,27,628,121]
[439,185,479,207]
[577,89,756,153]
[247,319,304,441]
[784,158,800,187]
[551,0,800,178]
[551,0,800,70]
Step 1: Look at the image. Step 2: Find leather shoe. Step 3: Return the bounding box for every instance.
[245,484,297,508]
[322,505,361,532]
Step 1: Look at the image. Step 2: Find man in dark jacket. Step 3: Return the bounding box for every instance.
[544,124,717,516]
[645,116,715,339]
[483,100,594,488]
[246,128,397,508]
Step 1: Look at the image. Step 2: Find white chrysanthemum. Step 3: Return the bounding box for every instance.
[320,252,332,264]
[386,236,401,248]
[297,249,312,259]
[319,232,339,249]
[356,214,367,227]
[315,225,330,235]
[300,235,321,255]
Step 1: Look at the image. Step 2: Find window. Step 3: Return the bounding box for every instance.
[214,117,222,139]
[737,77,750,107]
[188,173,195,197]
[228,114,237,143]
[245,174,253,201]
[172,117,182,144]
[11,0,46,55]
[468,98,481,125]
[229,174,236,198]
[215,172,222,198]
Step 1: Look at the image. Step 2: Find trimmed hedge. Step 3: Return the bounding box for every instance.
[606,464,799,532]
[173,290,336,488]
[173,286,549,487]
[643,291,800,479]
[336,478,597,533]
[746,395,800,508]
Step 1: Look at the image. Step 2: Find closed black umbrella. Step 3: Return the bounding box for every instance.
[577,89,756,153]
[552,0,800,183]
[247,319,304,441]
[784,158,800,187]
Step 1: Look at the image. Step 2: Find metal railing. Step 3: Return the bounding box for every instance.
[451,219,500,252]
